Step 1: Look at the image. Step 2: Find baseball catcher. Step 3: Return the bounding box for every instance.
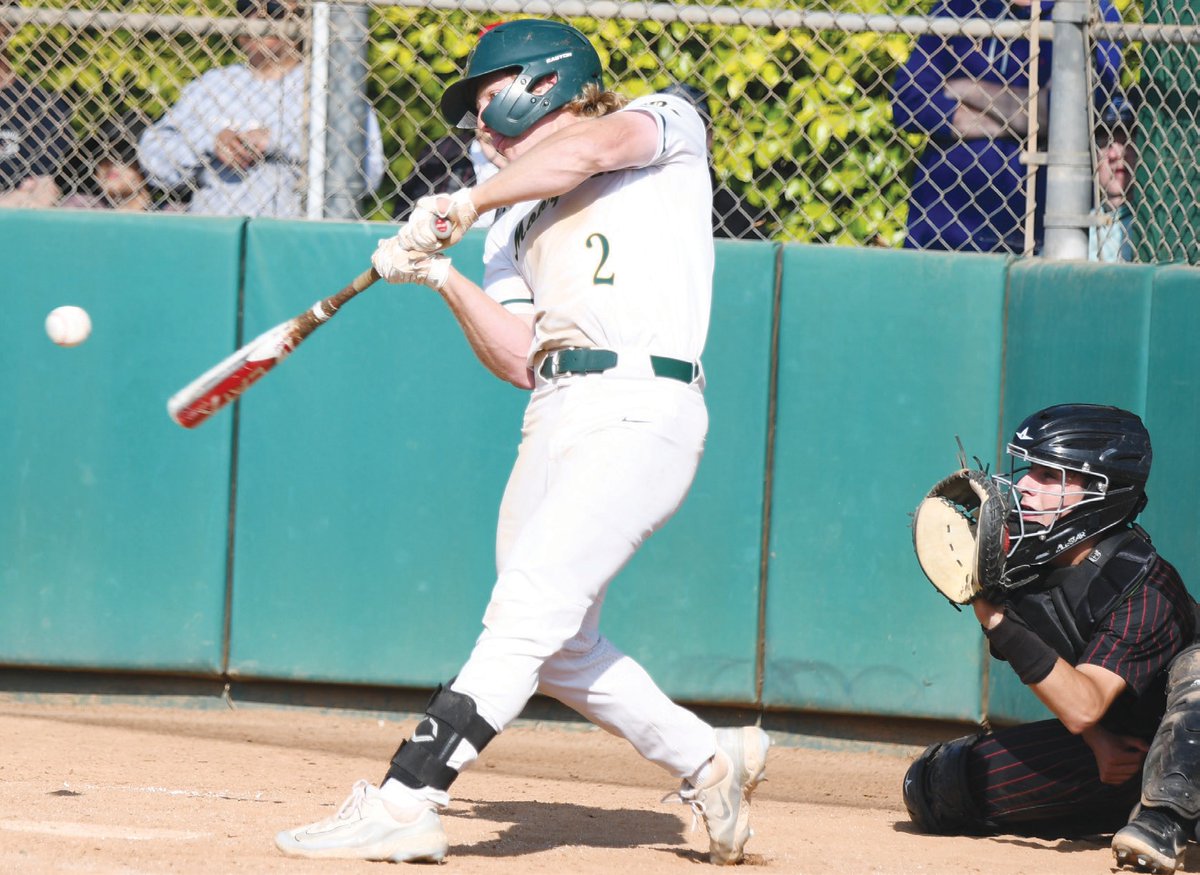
[902,404,1200,875]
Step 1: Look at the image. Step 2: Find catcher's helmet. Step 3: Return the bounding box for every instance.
[440,19,603,139]
[999,404,1151,583]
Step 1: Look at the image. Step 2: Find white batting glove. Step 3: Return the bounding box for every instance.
[371,236,451,290]
[397,188,479,252]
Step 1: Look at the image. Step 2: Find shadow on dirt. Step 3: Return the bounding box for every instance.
[447,797,690,857]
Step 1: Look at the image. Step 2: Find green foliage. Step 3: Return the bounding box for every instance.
[363,9,919,241]
[8,2,240,131]
[12,2,930,243]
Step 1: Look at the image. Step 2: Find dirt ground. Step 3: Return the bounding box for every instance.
[0,693,1163,875]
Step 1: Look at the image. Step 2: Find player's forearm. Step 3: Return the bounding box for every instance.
[945,79,1032,138]
[950,104,1009,139]
[437,270,535,388]
[981,607,1123,734]
[471,113,657,214]
[1029,663,1118,735]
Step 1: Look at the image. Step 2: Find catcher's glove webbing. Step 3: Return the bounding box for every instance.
[912,468,1008,605]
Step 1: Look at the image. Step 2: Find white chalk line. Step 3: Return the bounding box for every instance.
[57,782,272,802]
[0,783,278,841]
[0,820,205,841]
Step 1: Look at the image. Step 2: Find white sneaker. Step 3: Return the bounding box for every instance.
[664,726,771,865]
[274,779,448,863]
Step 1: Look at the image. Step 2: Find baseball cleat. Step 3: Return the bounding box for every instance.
[664,725,771,865]
[274,779,448,863]
[1112,806,1187,874]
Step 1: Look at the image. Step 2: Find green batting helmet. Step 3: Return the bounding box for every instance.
[440,19,603,138]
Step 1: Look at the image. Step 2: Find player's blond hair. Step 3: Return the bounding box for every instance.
[565,83,627,119]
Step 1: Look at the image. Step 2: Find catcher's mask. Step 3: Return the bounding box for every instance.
[996,403,1151,587]
[440,19,604,139]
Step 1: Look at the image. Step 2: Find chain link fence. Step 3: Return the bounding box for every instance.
[1,0,1195,263]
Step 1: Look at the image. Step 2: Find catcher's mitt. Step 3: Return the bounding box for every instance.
[912,468,1008,605]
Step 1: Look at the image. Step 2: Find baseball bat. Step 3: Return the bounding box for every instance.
[167,266,380,429]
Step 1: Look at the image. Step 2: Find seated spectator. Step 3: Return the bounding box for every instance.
[138,0,384,217]
[60,112,180,212]
[661,82,771,240]
[0,19,74,208]
[891,0,1120,253]
[395,127,502,228]
[1089,95,1136,263]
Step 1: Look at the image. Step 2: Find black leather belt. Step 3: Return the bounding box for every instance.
[538,348,697,384]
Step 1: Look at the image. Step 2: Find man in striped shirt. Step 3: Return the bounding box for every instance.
[903,404,1198,875]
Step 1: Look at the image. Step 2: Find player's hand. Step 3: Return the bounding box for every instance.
[214,128,261,170]
[972,597,1005,630]
[238,127,270,162]
[1081,725,1149,785]
[398,189,479,252]
[0,175,60,208]
[371,236,451,290]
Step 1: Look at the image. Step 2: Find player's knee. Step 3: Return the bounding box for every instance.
[1142,648,1200,820]
[1165,643,1200,709]
[903,734,983,834]
[384,685,498,792]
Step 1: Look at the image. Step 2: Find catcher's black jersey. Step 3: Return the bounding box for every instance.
[1003,532,1195,736]
[1081,554,1195,735]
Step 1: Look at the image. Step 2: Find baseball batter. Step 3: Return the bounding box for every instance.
[275,19,769,866]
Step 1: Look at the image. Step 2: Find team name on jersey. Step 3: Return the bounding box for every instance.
[513,196,559,262]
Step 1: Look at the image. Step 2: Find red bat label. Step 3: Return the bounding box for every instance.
[168,324,299,428]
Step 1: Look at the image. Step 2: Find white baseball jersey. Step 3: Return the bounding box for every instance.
[481,93,714,365]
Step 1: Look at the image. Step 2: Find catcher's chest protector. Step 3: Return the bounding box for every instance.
[1006,529,1157,662]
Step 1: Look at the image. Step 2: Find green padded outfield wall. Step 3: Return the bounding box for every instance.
[225,219,522,686]
[1144,267,1200,590]
[8,209,1200,729]
[603,239,775,703]
[0,210,241,672]
[227,226,774,703]
[764,247,1010,723]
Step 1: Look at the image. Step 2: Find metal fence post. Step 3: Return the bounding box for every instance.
[321,1,371,220]
[1042,0,1092,260]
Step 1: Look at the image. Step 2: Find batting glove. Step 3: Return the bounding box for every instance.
[371,236,451,290]
[397,188,479,252]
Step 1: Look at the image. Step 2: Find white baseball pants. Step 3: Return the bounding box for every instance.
[450,373,716,779]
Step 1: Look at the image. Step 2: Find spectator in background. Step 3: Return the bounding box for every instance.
[395,127,502,228]
[1089,94,1136,263]
[662,82,771,240]
[891,0,1121,254]
[0,18,74,209]
[60,111,180,212]
[139,0,384,217]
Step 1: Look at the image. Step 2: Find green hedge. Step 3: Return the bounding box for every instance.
[365,5,923,242]
[14,0,1139,244]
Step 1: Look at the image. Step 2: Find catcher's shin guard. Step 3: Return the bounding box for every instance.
[384,685,497,792]
[1140,644,1200,821]
[903,734,984,834]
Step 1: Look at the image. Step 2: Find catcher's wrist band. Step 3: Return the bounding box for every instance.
[983,617,1058,685]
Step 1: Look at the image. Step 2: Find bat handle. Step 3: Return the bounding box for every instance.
[312,267,381,322]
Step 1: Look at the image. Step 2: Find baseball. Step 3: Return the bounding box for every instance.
[45,305,92,347]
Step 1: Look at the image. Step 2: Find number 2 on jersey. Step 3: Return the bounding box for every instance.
[586,233,615,286]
